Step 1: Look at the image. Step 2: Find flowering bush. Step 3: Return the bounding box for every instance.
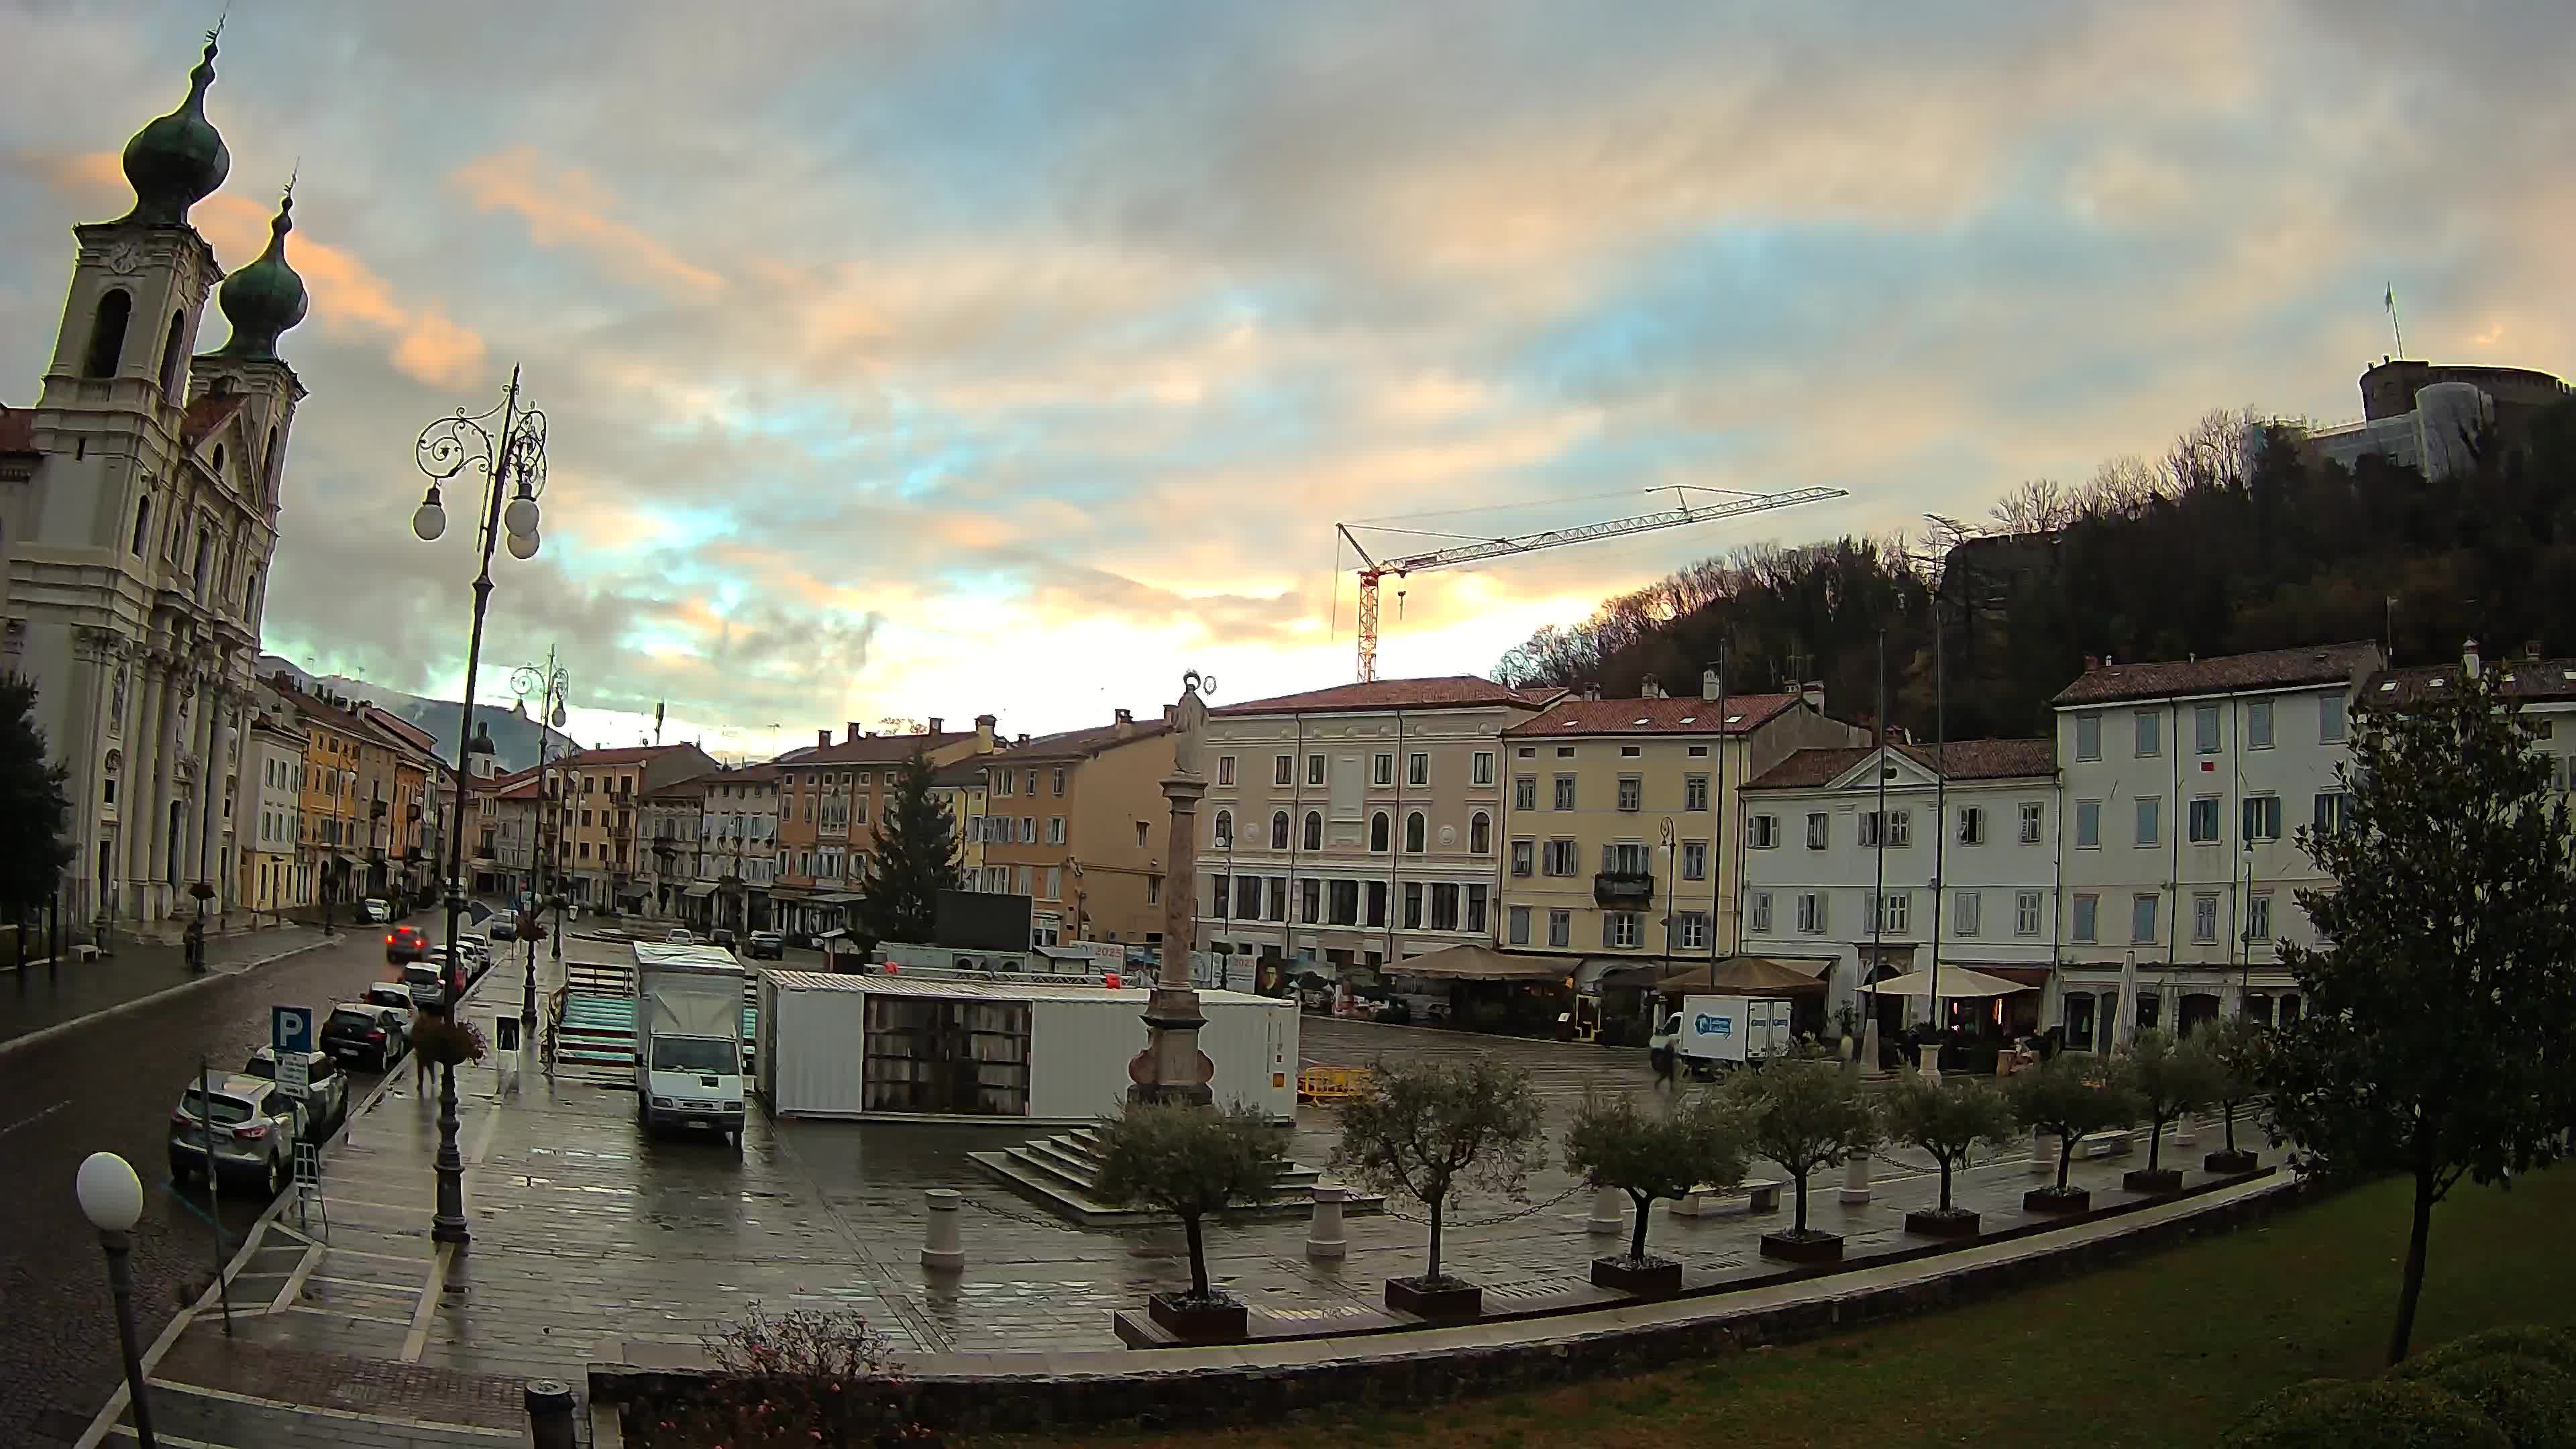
[409,1016,486,1068]
[627,1305,922,1448]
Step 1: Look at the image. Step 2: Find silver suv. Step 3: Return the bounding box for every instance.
[168,1075,303,1195]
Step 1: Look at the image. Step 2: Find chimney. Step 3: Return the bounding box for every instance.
[848,721,864,742]
[1016,733,1030,746]
[975,713,997,751]
[1114,707,1134,738]
[1701,668,1721,701]
[2526,639,2544,661]
[1640,673,1664,699]
[928,716,944,734]
[2463,638,2481,677]
[2083,654,2101,673]
[1802,680,1826,712]
[817,729,830,749]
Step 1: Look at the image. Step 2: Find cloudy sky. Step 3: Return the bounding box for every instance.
[4,1,2569,759]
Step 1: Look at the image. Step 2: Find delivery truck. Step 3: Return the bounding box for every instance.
[1650,994,1795,1077]
[632,941,749,1149]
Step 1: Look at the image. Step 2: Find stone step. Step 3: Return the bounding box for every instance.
[966,1148,1378,1227]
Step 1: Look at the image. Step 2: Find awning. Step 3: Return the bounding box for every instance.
[1654,957,1830,994]
[1388,944,1580,981]
[814,892,863,906]
[682,882,718,898]
[1864,966,2028,998]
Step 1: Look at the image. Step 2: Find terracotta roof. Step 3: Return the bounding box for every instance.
[771,731,972,766]
[991,718,1172,761]
[2051,642,2382,707]
[0,407,33,453]
[1503,693,1801,738]
[1746,739,2056,791]
[2365,658,2576,709]
[930,758,994,788]
[560,743,708,768]
[1214,676,1560,717]
[182,393,246,447]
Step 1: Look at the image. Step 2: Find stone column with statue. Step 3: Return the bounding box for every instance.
[1128,670,1218,1107]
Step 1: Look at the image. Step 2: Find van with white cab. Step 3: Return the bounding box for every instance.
[631,941,747,1150]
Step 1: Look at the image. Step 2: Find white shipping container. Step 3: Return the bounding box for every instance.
[757,972,1296,1122]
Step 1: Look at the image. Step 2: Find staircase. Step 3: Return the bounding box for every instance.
[549,960,760,1081]
[968,1126,1381,1226]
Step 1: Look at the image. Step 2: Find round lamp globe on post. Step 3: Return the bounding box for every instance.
[76,1151,144,1232]
[503,492,540,539]
[411,486,447,543]
[506,529,539,560]
[550,702,568,728]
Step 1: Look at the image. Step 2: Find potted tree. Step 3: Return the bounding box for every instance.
[1731,1053,1881,1263]
[1093,1101,1286,1342]
[2199,1016,2269,1175]
[2120,1029,2222,1194]
[1563,1090,1746,1297]
[1330,1057,1546,1321]
[2006,1053,2140,1213]
[1878,1069,2019,1238]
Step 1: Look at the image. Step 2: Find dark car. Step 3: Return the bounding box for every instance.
[385,924,427,963]
[321,1002,409,1073]
[744,931,784,961]
[489,918,517,943]
[711,927,738,949]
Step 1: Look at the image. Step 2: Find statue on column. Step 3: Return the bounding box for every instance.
[1170,670,1214,777]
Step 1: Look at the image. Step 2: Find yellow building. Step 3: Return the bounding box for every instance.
[290,690,367,907]
[1495,678,1864,963]
[557,743,722,912]
[929,756,993,890]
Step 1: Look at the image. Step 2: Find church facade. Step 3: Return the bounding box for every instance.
[0,31,310,928]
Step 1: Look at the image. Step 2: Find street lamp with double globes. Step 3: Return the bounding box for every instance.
[410,366,549,1248]
[512,653,572,1037]
[76,1150,156,1449]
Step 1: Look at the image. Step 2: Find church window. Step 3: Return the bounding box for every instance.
[194,529,212,594]
[211,443,225,478]
[129,496,152,556]
[158,311,186,399]
[84,290,132,378]
[263,426,280,501]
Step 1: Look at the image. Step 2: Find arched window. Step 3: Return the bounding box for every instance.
[211,443,226,478]
[1270,810,1289,850]
[1370,811,1390,853]
[84,290,132,378]
[1213,810,1232,849]
[159,311,187,398]
[263,425,280,501]
[1405,811,1427,853]
[1302,810,1322,852]
[1470,811,1492,854]
[193,528,213,594]
[129,494,152,556]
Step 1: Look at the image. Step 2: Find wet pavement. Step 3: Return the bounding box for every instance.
[91,940,2269,1444]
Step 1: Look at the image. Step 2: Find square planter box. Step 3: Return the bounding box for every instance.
[2123,1167,2184,1195]
[1385,1276,1483,1321]
[1146,1292,1248,1342]
[1759,1230,1845,1264]
[1591,1255,1684,1297]
[2204,1148,2261,1175]
[2024,1186,2092,1214]
[1902,1208,1983,1239]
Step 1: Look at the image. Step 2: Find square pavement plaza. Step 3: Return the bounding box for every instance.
[107,939,2245,1444]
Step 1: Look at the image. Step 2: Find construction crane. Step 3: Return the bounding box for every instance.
[1337,485,1849,682]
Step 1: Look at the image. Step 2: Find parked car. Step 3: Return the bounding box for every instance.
[239,1047,349,1140]
[364,982,414,1012]
[489,917,517,943]
[666,927,694,944]
[454,936,492,979]
[168,1075,303,1194]
[404,959,448,1010]
[385,924,427,963]
[710,928,737,949]
[744,931,784,961]
[322,1002,411,1072]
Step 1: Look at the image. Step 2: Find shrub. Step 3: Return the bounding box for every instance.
[2406,1354,2576,1449]
[629,1304,908,1448]
[2006,1053,2142,1191]
[1094,1101,1287,1303]
[2122,1028,2226,1172]
[2217,1377,2510,1448]
[1330,1057,1546,1287]
[2392,1325,2576,1381]
[1563,1090,1747,1263]
[1876,1069,2017,1214]
[1727,1053,1879,1234]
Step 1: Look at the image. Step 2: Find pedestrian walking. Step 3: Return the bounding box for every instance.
[1650,1041,1678,1090]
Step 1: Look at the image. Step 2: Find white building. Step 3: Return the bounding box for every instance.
[697,763,780,933]
[1192,676,1560,977]
[1737,739,2059,1037]
[2048,642,2383,1050]
[0,35,307,927]
[242,700,305,912]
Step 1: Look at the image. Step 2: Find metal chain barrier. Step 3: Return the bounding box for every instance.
[1373,1182,1586,1230]
[956,1195,1099,1233]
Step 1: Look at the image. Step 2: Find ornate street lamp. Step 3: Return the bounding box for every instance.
[513,652,571,1036]
[76,1151,156,1448]
[409,366,547,1247]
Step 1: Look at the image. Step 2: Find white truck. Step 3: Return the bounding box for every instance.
[1650,994,1796,1077]
[631,941,749,1149]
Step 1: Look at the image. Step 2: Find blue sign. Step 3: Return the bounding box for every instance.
[1694,1013,1733,1036]
[271,1005,315,1055]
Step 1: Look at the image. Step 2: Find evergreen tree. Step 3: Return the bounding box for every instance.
[2267,665,2576,1366]
[856,750,957,946]
[0,675,75,920]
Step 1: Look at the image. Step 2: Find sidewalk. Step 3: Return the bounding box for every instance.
[0,922,331,1050]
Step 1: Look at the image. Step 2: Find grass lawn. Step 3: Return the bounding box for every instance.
[998,1165,2576,1449]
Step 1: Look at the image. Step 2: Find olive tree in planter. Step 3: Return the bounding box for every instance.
[2199,1016,2270,1175]
[1878,1069,2018,1238]
[1562,1089,1747,1297]
[2120,1029,2224,1193]
[2006,1053,2141,1214]
[1093,1101,1287,1342]
[1330,1056,1546,1321]
[1731,1053,1880,1263]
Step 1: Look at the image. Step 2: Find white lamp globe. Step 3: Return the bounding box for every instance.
[76,1151,144,1232]
[411,493,447,543]
[502,494,540,539]
[505,529,539,561]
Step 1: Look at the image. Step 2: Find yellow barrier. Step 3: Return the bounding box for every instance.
[1297,1065,1374,1103]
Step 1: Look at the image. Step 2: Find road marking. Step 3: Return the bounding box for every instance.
[264,1244,323,1314]
[280,1303,416,1327]
[0,1098,68,1138]
[139,1378,522,1439]
[304,1273,420,1295]
[106,1428,227,1448]
[399,1240,454,1363]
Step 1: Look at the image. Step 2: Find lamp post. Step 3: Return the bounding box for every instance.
[410,366,549,1247]
[513,653,570,1035]
[76,1151,156,1448]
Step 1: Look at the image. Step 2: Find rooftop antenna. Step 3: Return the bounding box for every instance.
[2384,282,2405,358]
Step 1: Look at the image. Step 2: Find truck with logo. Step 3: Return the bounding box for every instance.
[631,941,749,1150]
[1648,994,1795,1077]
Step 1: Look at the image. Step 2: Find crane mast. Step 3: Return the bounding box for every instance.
[1339,486,1848,682]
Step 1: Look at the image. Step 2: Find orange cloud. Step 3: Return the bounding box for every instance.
[449,146,727,299]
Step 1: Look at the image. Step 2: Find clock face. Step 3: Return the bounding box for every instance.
[105,240,144,276]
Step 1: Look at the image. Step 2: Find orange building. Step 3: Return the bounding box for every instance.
[975,708,1176,948]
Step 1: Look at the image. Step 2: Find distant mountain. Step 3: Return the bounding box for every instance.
[257,655,577,774]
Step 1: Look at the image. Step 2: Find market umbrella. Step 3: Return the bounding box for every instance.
[1655,956,1827,994]
[1855,965,2027,999]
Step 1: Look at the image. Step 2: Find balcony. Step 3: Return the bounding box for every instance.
[1593,871,1655,907]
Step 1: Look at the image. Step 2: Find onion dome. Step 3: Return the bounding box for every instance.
[119,32,230,226]
[209,187,308,361]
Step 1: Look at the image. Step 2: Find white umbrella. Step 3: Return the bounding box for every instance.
[1858,965,2026,999]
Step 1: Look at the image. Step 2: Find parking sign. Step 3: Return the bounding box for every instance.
[272,1005,314,1056]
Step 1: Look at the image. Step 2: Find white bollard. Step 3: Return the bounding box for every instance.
[1918,1043,1943,1083]
[1587,1186,1625,1236]
[920,1189,965,1271]
[1838,1150,1872,1205]
[2030,1128,2059,1177]
[2174,1114,2198,1148]
[1305,1183,1348,1261]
